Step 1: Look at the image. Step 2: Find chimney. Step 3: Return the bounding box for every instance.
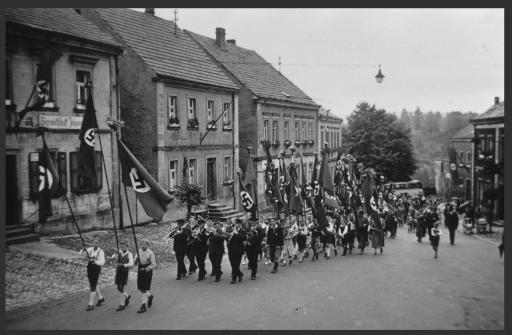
[226,39,236,45]
[216,27,226,49]
[494,96,500,105]
[145,8,155,15]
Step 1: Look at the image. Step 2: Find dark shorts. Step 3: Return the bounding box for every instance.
[87,262,101,291]
[137,265,153,291]
[115,265,129,286]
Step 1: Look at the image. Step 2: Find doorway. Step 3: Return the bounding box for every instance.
[6,154,19,225]
[206,158,217,201]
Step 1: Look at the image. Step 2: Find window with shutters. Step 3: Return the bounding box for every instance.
[70,151,102,194]
[28,151,67,199]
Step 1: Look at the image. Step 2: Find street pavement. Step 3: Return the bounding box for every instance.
[5,226,504,330]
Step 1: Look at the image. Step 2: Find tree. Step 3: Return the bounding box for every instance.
[413,107,423,130]
[344,102,417,181]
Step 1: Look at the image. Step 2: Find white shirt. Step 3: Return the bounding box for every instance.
[80,247,105,266]
[135,248,156,271]
[111,249,134,268]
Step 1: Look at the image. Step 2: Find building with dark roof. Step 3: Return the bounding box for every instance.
[318,107,343,182]
[79,8,242,219]
[187,28,320,206]
[448,124,474,201]
[5,8,123,239]
[470,97,504,221]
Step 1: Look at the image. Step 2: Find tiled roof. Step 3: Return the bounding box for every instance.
[93,8,238,90]
[5,8,121,49]
[187,30,319,108]
[451,124,474,140]
[472,101,504,121]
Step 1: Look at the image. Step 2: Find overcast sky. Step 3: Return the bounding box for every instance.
[133,8,504,120]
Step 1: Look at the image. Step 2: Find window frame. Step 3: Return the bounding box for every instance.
[187,97,197,120]
[188,159,197,184]
[224,157,232,180]
[222,101,232,129]
[272,120,278,142]
[75,67,92,111]
[168,95,178,123]
[207,98,215,125]
[263,119,269,141]
[33,59,56,107]
[295,121,300,141]
[284,120,289,139]
[169,160,178,190]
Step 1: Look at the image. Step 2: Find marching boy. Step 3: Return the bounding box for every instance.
[134,239,156,313]
[79,238,106,311]
[111,240,134,311]
[430,221,443,259]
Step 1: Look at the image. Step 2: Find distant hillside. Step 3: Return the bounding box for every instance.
[398,108,477,187]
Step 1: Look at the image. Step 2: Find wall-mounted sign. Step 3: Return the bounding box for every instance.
[39,115,83,130]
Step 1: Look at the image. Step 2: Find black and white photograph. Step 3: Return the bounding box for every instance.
[3,7,506,330]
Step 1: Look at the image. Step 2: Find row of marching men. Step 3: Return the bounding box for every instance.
[169,207,389,284]
[77,207,392,314]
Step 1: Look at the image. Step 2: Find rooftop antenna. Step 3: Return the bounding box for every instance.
[174,8,178,36]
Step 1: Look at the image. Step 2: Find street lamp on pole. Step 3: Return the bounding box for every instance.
[375,65,385,84]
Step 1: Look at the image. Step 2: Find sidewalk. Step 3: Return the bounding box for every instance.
[456,220,503,247]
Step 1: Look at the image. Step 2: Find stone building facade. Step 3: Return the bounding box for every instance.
[470,97,504,221]
[80,9,240,222]
[188,28,321,208]
[318,107,343,182]
[5,8,123,234]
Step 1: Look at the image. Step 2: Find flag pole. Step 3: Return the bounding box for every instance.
[39,130,89,261]
[247,147,259,220]
[109,124,141,263]
[93,109,120,260]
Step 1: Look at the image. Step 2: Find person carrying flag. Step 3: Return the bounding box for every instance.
[267,219,284,273]
[111,240,134,311]
[79,238,106,311]
[134,239,156,314]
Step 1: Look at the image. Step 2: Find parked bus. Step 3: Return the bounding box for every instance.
[385,180,424,198]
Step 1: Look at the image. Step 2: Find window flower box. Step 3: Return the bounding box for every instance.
[283,140,291,148]
[223,178,235,186]
[302,140,309,146]
[294,140,302,146]
[207,120,217,129]
[272,140,280,148]
[223,120,232,130]
[168,117,180,129]
[260,140,271,147]
[308,140,315,146]
[187,117,199,129]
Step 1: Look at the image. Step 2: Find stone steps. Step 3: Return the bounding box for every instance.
[6,224,40,246]
[205,203,247,222]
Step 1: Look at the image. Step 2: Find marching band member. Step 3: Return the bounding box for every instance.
[227,219,246,284]
[134,239,156,314]
[79,238,105,311]
[267,219,284,273]
[192,219,209,281]
[260,218,270,265]
[208,221,226,282]
[172,219,188,280]
[111,240,134,311]
[245,220,264,280]
[368,215,384,255]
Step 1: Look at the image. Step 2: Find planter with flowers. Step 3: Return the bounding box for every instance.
[187,117,199,130]
[168,117,180,129]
